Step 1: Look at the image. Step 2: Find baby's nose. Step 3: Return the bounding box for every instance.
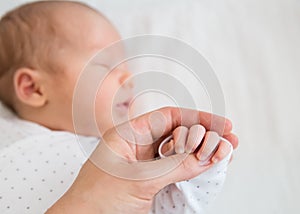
[119,71,133,88]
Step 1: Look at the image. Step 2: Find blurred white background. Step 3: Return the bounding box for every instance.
[1,0,299,213]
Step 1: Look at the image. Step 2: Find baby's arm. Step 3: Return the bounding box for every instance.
[150,125,233,214]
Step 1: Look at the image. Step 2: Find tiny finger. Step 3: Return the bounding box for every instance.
[186,124,206,153]
[211,140,232,163]
[173,126,189,154]
[197,131,220,161]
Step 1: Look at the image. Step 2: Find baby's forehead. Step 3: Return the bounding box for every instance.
[26,3,120,71]
[52,2,101,19]
[25,2,109,35]
[49,3,103,31]
[50,3,118,46]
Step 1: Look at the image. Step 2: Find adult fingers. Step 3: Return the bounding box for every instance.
[222,133,239,149]
[153,153,213,188]
[115,107,233,147]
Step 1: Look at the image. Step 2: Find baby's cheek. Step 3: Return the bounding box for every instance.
[95,94,114,121]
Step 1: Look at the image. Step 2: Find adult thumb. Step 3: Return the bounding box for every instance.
[89,140,211,184]
[152,153,213,189]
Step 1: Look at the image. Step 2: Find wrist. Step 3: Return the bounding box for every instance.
[46,161,104,213]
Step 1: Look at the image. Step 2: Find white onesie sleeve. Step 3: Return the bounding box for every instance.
[150,145,233,214]
[0,103,99,213]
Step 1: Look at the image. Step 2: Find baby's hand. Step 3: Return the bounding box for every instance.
[158,125,232,164]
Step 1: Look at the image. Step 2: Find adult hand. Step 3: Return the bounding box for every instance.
[46,107,238,214]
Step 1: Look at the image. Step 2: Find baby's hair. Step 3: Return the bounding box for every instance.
[0,1,105,108]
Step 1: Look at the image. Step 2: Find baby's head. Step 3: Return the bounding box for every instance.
[0,1,133,136]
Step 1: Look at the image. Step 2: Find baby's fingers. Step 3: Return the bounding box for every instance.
[173,126,189,154]
[158,126,189,157]
[211,140,233,163]
[196,131,219,161]
[185,125,205,153]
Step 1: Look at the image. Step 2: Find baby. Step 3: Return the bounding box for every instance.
[0,1,233,213]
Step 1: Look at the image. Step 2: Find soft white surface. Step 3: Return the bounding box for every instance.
[1,0,299,213]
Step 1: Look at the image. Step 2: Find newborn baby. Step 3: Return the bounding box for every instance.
[0,1,233,213]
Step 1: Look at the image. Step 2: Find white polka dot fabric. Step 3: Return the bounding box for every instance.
[0,103,98,213]
[0,102,232,213]
[151,154,231,214]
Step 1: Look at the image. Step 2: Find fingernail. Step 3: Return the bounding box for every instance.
[185,148,192,153]
[177,147,185,154]
[212,157,219,163]
[199,154,208,162]
[199,159,211,166]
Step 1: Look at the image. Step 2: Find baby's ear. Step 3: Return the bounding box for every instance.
[13,68,47,107]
